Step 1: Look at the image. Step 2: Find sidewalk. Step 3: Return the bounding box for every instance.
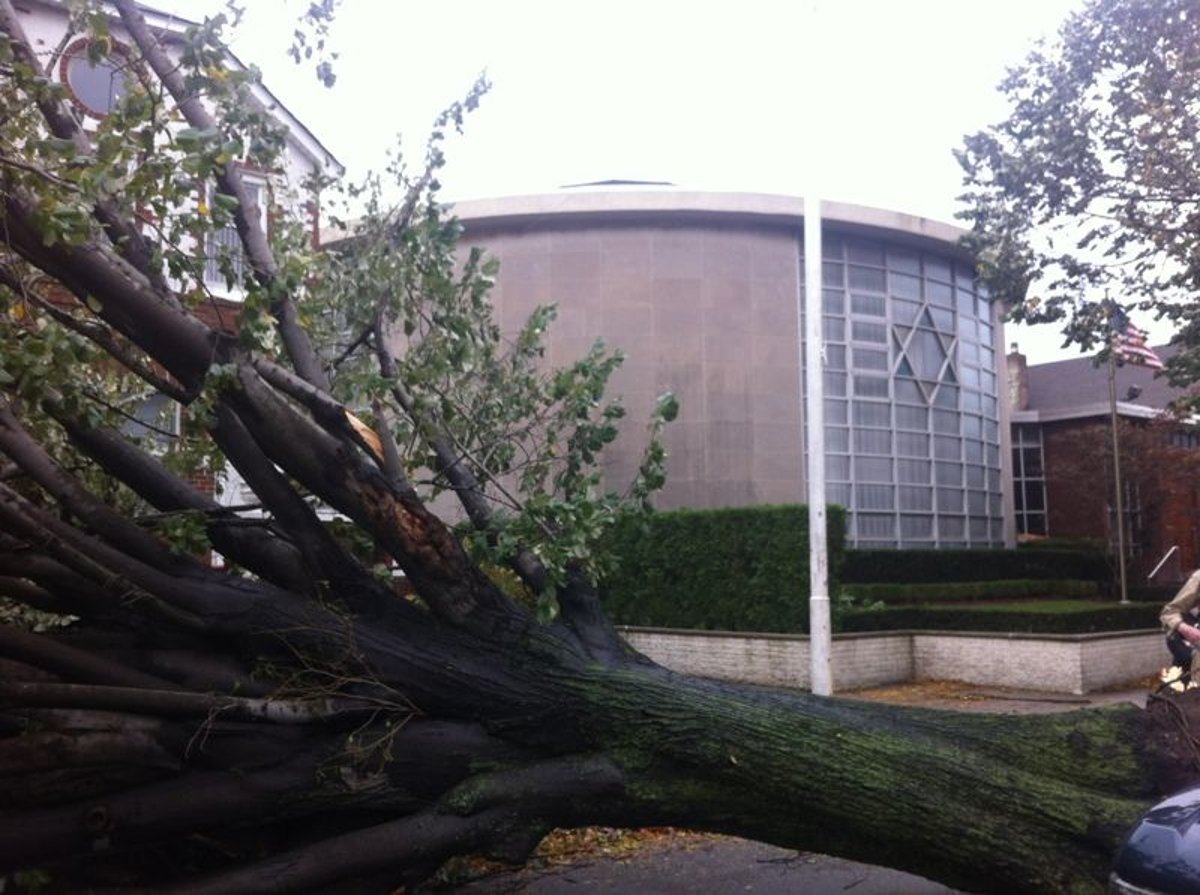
[449,833,963,894]
[440,679,1153,895]
[843,677,1152,714]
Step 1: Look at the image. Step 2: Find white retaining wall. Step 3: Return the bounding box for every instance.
[619,627,1165,695]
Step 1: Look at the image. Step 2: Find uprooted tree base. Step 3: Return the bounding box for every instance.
[4,607,1200,895]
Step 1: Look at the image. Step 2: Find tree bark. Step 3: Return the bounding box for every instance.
[3,592,1193,895]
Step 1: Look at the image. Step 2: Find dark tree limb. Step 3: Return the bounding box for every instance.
[47,398,311,594]
[0,728,181,778]
[0,753,329,873]
[0,0,171,292]
[552,563,637,665]
[0,576,63,614]
[224,363,523,635]
[0,551,164,632]
[113,0,331,393]
[0,624,173,688]
[249,356,409,492]
[376,325,559,606]
[0,401,204,576]
[0,681,357,724]
[1,189,215,392]
[0,485,250,631]
[165,755,626,895]
[210,400,389,605]
[0,264,190,403]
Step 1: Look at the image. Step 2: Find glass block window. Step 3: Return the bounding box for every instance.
[859,484,895,510]
[853,401,891,427]
[895,405,928,430]
[890,274,922,300]
[937,488,963,512]
[855,456,893,482]
[854,375,889,397]
[938,516,965,538]
[807,236,1001,548]
[897,459,931,483]
[896,432,929,457]
[827,482,852,507]
[858,514,896,538]
[849,266,886,293]
[851,293,887,317]
[852,321,887,344]
[826,426,850,453]
[827,455,852,481]
[855,428,892,454]
[900,514,933,538]
[852,346,889,370]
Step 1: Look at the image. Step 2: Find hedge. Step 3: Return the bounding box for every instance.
[839,600,1159,634]
[845,579,1099,605]
[600,504,846,634]
[842,548,1109,584]
[1017,537,1107,553]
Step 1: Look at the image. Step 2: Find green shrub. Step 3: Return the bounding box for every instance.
[600,504,846,633]
[840,600,1159,634]
[1017,537,1106,553]
[842,548,1108,584]
[1127,584,1178,604]
[844,579,1098,605]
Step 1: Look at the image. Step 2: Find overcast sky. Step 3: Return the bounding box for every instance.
[195,0,1155,365]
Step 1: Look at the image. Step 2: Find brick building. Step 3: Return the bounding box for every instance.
[13,1,342,509]
[1008,346,1200,584]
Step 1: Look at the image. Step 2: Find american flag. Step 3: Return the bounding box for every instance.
[1111,306,1164,370]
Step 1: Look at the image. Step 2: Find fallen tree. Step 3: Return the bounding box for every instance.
[1,3,1199,894]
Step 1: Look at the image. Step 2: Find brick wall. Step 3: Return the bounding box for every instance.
[1040,417,1200,581]
[912,632,1084,693]
[620,627,1164,694]
[1079,631,1164,693]
[620,628,913,690]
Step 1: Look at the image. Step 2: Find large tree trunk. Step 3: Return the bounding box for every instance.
[2,604,1195,894]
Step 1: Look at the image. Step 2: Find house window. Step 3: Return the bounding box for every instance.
[204,175,266,296]
[120,391,181,452]
[61,39,131,118]
[1011,423,1048,536]
[1167,428,1200,450]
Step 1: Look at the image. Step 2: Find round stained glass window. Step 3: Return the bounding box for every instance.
[63,42,129,117]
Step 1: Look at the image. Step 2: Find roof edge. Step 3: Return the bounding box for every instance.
[1011,402,1160,424]
[450,190,969,255]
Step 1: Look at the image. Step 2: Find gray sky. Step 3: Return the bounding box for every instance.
[204,0,1157,365]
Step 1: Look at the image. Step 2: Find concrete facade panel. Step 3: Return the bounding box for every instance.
[458,191,1006,542]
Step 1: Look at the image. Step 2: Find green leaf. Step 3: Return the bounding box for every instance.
[656,392,679,422]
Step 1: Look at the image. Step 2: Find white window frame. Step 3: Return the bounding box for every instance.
[203,172,268,301]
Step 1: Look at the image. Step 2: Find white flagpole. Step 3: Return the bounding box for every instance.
[804,196,832,695]
[802,1,831,696]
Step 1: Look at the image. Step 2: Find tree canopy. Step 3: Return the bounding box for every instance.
[957,0,1200,389]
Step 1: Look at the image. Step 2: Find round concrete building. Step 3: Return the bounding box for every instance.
[453,189,1014,549]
